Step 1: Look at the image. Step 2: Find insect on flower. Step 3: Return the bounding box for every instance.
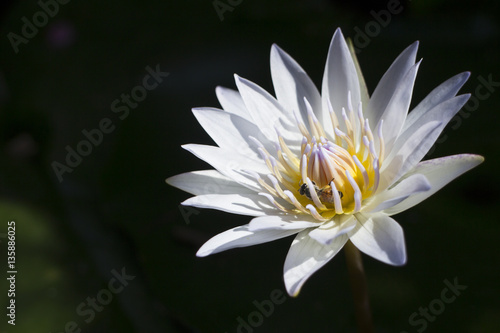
[299,179,343,204]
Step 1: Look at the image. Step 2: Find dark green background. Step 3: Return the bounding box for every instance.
[0,0,498,332]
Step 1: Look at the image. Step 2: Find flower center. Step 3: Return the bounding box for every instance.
[253,95,383,221]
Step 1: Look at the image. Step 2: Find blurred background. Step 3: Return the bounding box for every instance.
[0,0,498,332]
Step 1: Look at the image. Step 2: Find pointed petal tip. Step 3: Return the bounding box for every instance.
[393,248,407,266]
[179,198,191,206]
[196,247,211,257]
[382,247,407,267]
[270,43,287,60]
[165,174,192,190]
[392,254,407,266]
[473,154,485,165]
[415,58,423,68]
[398,40,419,60]
[191,107,201,115]
[195,238,213,257]
[332,27,344,40]
[399,40,419,60]
[329,28,345,46]
[180,143,192,152]
[234,74,250,86]
[458,153,485,165]
[284,278,302,298]
[270,43,285,63]
[445,71,471,89]
[388,242,408,266]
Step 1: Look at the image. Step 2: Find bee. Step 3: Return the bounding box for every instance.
[299,180,343,204]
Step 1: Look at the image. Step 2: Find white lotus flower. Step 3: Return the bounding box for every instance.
[167,28,483,296]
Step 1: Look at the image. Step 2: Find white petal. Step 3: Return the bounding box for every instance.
[377,61,421,154]
[367,42,418,128]
[382,95,470,188]
[284,229,348,296]
[192,108,273,161]
[270,44,321,125]
[196,224,300,257]
[347,39,370,108]
[308,215,356,245]
[321,28,361,136]
[182,193,276,216]
[379,120,442,192]
[182,144,267,191]
[384,154,484,215]
[365,174,431,213]
[234,75,297,143]
[395,94,470,155]
[215,86,253,121]
[248,215,318,231]
[404,72,470,131]
[348,213,407,266]
[166,170,252,195]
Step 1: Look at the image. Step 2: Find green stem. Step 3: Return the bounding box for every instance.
[345,240,374,333]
